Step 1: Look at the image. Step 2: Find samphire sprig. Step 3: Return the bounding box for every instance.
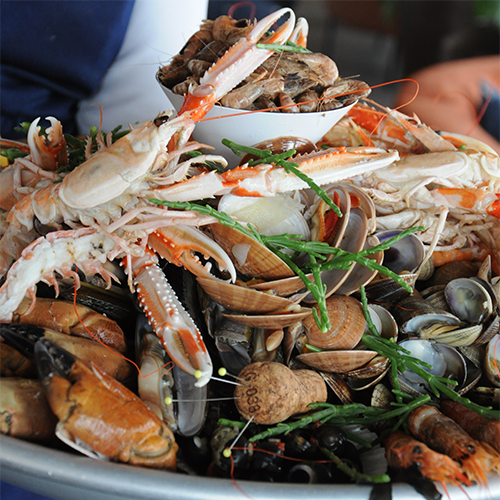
[220,395,431,444]
[151,199,421,333]
[359,286,500,420]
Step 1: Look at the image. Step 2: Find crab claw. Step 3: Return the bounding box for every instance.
[34,338,178,469]
[179,7,296,121]
[129,252,213,387]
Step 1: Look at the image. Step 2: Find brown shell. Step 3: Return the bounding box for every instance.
[296,349,378,373]
[210,223,294,280]
[223,309,313,329]
[196,277,293,313]
[303,295,366,350]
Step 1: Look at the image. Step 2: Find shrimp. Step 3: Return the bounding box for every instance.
[440,401,500,454]
[408,405,500,486]
[384,431,473,488]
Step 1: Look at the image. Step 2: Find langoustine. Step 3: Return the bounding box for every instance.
[408,404,500,486]
[384,430,473,488]
[440,400,500,454]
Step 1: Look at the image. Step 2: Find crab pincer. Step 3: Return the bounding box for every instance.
[35,338,178,469]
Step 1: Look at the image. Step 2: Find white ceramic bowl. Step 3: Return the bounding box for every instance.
[159,84,355,165]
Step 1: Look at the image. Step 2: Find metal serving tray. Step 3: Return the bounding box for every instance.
[1,435,498,500]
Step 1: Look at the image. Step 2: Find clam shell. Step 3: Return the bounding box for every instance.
[310,185,351,246]
[210,223,294,280]
[304,207,368,303]
[420,324,483,347]
[484,334,500,387]
[302,295,366,350]
[296,350,378,373]
[196,277,293,313]
[320,372,353,404]
[375,230,425,275]
[347,366,390,391]
[359,273,418,307]
[445,278,494,324]
[249,274,310,297]
[427,260,478,287]
[472,314,500,346]
[336,182,377,234]
[222,309,313,329]
[335,234,383,296]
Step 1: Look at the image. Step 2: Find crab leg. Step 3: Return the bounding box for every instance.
[128,251,212,387]
[150,146,399,202]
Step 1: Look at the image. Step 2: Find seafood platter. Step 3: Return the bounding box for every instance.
[1,7,500,500]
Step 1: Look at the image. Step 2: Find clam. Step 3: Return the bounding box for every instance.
[210,222,294,280]
[304,207,368,302]
[296,349,378,373]
[222,308,313,329]
[309,185,351,246]
[196,277,295,313]
[484,334,500,387]
[393,296,461,336]
[302,295,366,350]
[334,234,383,296]
[445,277,495,324]
[375,230,425,275]
[336,182,377,234]
[394,339,467,398]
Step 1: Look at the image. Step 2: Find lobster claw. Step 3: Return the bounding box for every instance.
[34,338,178,469]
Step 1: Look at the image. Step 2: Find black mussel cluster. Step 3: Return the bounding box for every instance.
[179,419,362,483]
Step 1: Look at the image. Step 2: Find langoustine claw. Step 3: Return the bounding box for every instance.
[35,337,178,469]
[128,251,213,387]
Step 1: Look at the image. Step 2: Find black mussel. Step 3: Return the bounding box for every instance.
[284,429,320,460]
[249,440,285,482]
[313,424,347,455]
[210,425,251,476]
[286,462,332,484]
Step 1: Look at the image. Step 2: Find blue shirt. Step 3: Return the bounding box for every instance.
[1,0,134,138]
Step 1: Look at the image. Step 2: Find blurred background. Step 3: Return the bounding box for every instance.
[210,0,500,106]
